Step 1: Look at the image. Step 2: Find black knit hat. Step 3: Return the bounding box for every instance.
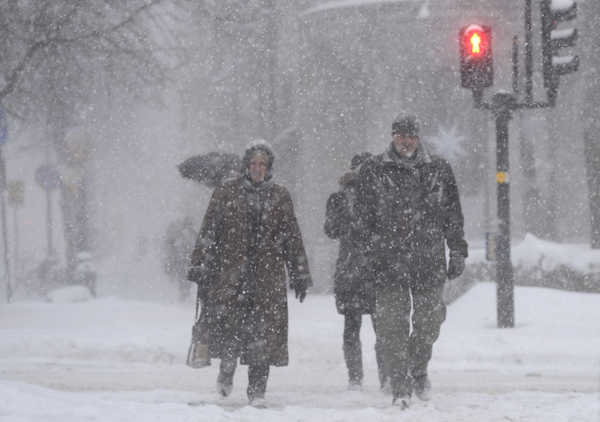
[242,139,275,182]
[392,112,420,138]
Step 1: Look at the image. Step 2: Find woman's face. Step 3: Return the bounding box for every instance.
[249,152,268,183]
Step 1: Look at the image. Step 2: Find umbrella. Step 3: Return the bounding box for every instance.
[178,152,242,188]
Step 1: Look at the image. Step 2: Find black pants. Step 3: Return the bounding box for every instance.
[343,313,386,386]
[220,358,270,400]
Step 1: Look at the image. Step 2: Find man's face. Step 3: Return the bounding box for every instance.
[249,152,268,183]
[393,134,420,158]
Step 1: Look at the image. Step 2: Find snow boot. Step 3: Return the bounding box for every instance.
[392,395,411,410]
[249,397,267,409]
[216,371,234,397]
[380,377,392,394]
[413,374,432,401]
[348,379,363,391]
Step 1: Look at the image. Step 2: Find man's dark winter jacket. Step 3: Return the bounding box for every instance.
[324,171,376,315]
[355,142,468,290]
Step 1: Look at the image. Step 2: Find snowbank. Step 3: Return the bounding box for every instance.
[45,285,93,303]
[465,234,600,292]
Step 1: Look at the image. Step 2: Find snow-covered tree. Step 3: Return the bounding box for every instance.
[0,0,186,275]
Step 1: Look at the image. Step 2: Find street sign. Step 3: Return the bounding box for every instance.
[0,109,8,146]
[7,180,24,207]
[485,231,497,261]
[35,164,61,191]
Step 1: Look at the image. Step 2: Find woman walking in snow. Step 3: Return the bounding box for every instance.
[187,140,312,408]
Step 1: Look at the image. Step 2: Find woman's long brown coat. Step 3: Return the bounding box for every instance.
[190,178,312,366]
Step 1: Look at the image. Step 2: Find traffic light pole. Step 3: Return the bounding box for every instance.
[524,0,534,104]
[475,92,516,328]
[473,88,552,328]
[0,146,11,303]
[493,93,515,328]
[464,0,576,327]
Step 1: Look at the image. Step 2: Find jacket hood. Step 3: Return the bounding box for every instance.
[338,170,358,189]
[242,139,275,182]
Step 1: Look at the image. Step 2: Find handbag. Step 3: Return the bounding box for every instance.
[186,288,211,368]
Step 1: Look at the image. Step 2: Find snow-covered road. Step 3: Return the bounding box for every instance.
[1,283,599,421]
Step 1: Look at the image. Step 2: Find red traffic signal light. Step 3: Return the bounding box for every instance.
[462,26,489,55]
[459,25,493,90]
[470,32,481,54]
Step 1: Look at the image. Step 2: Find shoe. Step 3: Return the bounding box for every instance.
[249,397,267,409]
[348,379,363,391]
[380,377,392,394]
[216,371,234,397]
[413,374,432,401]
[392,395,411,410]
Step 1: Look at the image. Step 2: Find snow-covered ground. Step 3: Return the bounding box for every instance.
[1,279,599,421]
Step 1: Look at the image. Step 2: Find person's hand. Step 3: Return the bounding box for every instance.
[295,286,307,303]
[447,251,465,280]
[292,277,309,303]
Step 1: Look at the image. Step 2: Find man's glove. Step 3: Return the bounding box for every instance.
[295,286,307,303]
[291,277,309,303]
[447,251,466,280]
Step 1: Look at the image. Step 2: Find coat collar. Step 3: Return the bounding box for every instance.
[240,176,274,193]
[382,141,433,167]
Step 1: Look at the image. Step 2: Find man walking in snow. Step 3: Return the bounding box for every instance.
[355,112,468,409]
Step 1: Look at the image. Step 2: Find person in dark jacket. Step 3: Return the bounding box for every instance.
[324,153,388,392]
[187,140,312,408]
[355,112,468,409]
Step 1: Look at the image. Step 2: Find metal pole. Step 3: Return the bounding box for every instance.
[13,205,18,275]
[266,0,279,141]
[512,36,519,95]
[0,147,11,303]
[524,0,534,105]
[493,93,515,328]
[44,144,54,258]
[46,188,54,257]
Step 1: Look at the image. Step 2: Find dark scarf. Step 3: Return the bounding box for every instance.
[241,178,272,214]
[389,142,420,170]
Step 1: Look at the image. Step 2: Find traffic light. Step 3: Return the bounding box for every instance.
[541,0,578,103]
[459,24,493,90]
